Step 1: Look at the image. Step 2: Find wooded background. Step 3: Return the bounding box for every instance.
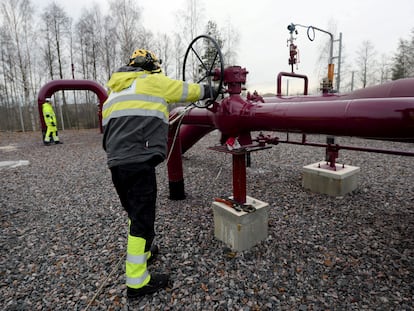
[1,0,413,132]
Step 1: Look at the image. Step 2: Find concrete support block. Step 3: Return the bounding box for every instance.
[302,162,360,196]
[212,196,269,251]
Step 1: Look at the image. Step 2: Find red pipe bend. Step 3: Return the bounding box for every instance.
[37,79,107,132]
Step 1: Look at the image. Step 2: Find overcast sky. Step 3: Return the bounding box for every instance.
[34,0,414,94]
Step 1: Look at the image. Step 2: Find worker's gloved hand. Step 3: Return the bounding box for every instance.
[202,84,218,100]
[51,122,55,126]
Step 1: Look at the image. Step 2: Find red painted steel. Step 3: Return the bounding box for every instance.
[277,72,309,95]
[214,96,414,140]
[179,124,215,154]
[232,153,247,203]
[176,78,414,142]
[167,122,184,182]
[167,68,414,201]
[37,79,108,133]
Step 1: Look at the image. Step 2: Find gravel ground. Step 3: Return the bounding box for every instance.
[1,128,413,311]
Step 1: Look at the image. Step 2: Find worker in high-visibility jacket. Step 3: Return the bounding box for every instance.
[102,49,215,299]
[42,99,61,145]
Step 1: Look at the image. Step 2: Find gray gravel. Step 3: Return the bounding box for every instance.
[1,129,413,311]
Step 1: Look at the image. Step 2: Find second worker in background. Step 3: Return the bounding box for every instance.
[42,98,62,145]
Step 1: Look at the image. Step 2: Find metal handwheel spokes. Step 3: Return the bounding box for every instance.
[183,34,224,108]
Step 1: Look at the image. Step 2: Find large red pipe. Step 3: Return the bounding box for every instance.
[167,77,414,199]
[214,96,414,141]
[177,78,414,141]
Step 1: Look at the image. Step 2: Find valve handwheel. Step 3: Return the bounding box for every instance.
[183,34,224,108]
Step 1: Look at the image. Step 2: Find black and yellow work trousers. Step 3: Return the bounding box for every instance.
[110,162,157,289]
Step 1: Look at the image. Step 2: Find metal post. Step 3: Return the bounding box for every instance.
[232,153,247,204]
[351,71,355,91]
[335,32,343,92]
[286,79,289,95]
[58,97,65,131]
[291,23,336,91]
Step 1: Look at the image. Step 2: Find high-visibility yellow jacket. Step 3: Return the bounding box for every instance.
[42,102,57,128]
[102,66,205,168]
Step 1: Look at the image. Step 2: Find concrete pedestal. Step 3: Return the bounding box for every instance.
[212,196,269,251]
[302,162,360,196]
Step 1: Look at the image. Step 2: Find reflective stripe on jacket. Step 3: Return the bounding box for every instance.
[102,70,204,127]
[102,67,205,168]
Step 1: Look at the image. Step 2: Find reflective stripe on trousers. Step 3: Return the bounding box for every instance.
[44,127,59,142]
[126,229,150,289]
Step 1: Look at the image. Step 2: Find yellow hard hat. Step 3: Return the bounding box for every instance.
[129,49,162,71]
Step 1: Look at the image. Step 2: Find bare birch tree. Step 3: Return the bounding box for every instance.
[0,0,37,131]
[0,23,16,130]
[41,2,72,128]
[175,0,206,81]
[74,5,108,128]
[355,40,377,88]
[152,33,172,76]
[220,19,239,67]
[176,0,205,45]
[173,34,184,80]
[76,6,103,82]
[391,32,414,80]
[378,54,391,84]
[108,0,144,63]
[101,15,118,80]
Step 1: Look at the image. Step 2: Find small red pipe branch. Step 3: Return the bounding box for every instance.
[255,134,414,168]
[271,138,414,157]
[277,72,309,96]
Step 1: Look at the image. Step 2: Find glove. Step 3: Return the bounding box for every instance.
[51,122,55,126]
[202,84,218,100]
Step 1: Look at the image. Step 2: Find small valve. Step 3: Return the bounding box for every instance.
[287,23,299,72]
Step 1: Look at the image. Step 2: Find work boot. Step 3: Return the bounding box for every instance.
[55,141,63,144]
[147,244,159,265]
[44,142,51,146]
[127,273,170,298]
